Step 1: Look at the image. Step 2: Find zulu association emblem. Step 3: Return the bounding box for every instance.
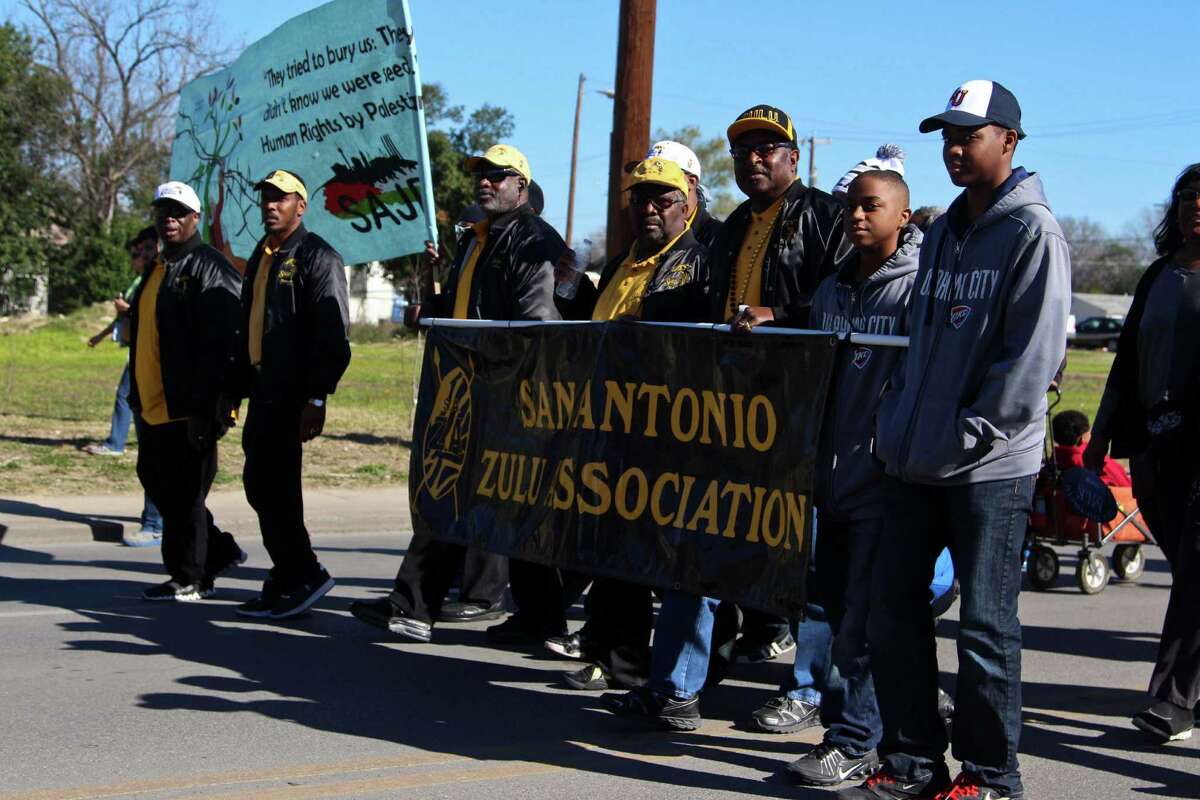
[949,88,969,107]
[418,348,475,519]
[277,258,297,285]
[949,305,972,329]
[658,262,693,290]
[852,346,872,370]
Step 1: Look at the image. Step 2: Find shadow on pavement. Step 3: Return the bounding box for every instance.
[0,500,134,544]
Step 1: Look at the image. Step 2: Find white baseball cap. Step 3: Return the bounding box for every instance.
[645,140,701,179]
[153,181,202,214]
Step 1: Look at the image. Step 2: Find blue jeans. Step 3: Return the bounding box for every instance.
[131,413,162,533]
[869,475,1033,795]
[783,608,830,706]
[650,590,720,700]
[103,362,133,453]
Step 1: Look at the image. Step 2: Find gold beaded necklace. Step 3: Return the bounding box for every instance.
[728,199,785,317]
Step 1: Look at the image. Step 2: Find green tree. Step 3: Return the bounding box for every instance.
[653,125,738,219]
[0,23,67,313]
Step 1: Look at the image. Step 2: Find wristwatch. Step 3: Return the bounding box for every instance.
[308,398,325,408]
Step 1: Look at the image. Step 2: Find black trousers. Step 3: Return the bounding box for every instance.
[459,545,508,606]
[136,419,238,585]
[1139,453,1200,709]
[242,397,321,589]
[581,578,653,687]
[389,529,560,629]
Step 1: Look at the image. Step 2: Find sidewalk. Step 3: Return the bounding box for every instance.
[0,487,411,546]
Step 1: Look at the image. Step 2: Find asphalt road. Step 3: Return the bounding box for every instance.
[1,532,1195,800]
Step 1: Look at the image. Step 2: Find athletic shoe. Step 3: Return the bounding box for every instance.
[603,687,700,731]
[142,580,213,602]
[486,616,566,646]
[349,597,433,643]
[545,631,585,659]
[563,663,610,691]
[439,601,505,623]
[268,570,335,619]
[206,545,248,579]
[933,773,1020,799]
[751,695,820,734]
[235,581,282,618]
[83,444,123,457]
[787,742,880,786]
[1133,699,1195,743]
[734,629,796,662]
[836,766,951,799]
[122,528,162,548]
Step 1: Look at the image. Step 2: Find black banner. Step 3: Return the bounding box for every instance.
[409,321,837,617]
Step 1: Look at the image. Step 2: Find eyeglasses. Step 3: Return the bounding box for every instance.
[153,204,193,220]
[632,192,684,212]
[473,169,520,184]
[729,142,794,161]
[1176,189,1200,204]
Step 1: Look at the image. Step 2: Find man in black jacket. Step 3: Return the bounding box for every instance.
[131,181,244,602]
[351,144,567,644]
[229,169,351,620]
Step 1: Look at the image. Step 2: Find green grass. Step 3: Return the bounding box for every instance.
[0,304,424,496]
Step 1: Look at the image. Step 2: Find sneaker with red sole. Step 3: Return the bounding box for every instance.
[933,773,1022,800]
[836,766,950,799]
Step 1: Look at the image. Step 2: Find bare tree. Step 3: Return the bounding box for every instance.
[21,0,228,232]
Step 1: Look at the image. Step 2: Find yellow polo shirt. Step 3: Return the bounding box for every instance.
[451,220,490,320]
[134,259,182,425]
[592,227,689,321]
[248,244,275,367]
[728,190,787,317]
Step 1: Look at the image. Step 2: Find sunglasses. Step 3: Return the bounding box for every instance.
[729,142,794,161]
[154,203,194,220]
[1176,189,1200,204]
[473,169,520,184]
[632,192,684,212]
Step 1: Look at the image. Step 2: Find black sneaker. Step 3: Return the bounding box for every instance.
[349,597,433,643]
[439,601,505,623]
[1133,699,1195,743]
[236,581,282,618]
[563,663,610,691]
[734,629,796,662]
[142,580,214,602]
[267,570,334,619]
[932,773,1020,800]
[206,545,248,580]
[787,742,880,786]
[836,766,951,799]
[751,695,821,734]
[603,687,700,731]
[545,631,585,659]
[486,616,566,646]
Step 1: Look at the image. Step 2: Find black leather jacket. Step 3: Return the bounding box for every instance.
[594,228,711,322]
[708,179,847,326]
[128,234,242,419]
[692,207,723,249]
[231,225,351,403]
[423,204,563,322]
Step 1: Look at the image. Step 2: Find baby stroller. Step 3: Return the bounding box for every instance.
[1024,388,1155,595]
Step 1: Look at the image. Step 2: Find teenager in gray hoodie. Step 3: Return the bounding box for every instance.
[841,82,1070,800]
[783,171,920,788]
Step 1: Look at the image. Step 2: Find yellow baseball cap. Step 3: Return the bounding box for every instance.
[254,169,308,202]
[726,104,796,146]
[463,144,532,182]
[624,156,689,196]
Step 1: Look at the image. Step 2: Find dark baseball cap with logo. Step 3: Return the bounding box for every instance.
[919,80,1026,139]
[727,104,797,146]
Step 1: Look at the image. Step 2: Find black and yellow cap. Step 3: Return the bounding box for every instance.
[254,169,308,202]
[726,105,796,146]
[463,144,532,183]
[624,157,689,195]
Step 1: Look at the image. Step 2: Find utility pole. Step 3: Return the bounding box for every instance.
[801,133,832,189]
[606,0,655,260]
[565,73,586,248]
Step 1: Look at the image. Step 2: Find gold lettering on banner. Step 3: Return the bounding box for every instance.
[578,461,611,515]
[637,384,669,437]
[615,468,649,521]
[651,472,680,525]
[601,381,636,433]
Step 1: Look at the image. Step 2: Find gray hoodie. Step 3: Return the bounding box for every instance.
[812,226,921,517]
[875,172,1070,485]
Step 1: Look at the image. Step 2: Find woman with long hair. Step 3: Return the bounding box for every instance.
[1085,162,1200,743]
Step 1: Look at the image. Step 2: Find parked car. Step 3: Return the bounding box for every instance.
[1069,316,1123,350]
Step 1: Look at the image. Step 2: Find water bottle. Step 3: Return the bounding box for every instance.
[554,247,585,300]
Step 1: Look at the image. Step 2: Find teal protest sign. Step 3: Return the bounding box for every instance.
[170,0,435,269]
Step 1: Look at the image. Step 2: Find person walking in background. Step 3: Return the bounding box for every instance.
[226,169,351,620]
[83,226,164,547]
[1085,162,1200,744]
